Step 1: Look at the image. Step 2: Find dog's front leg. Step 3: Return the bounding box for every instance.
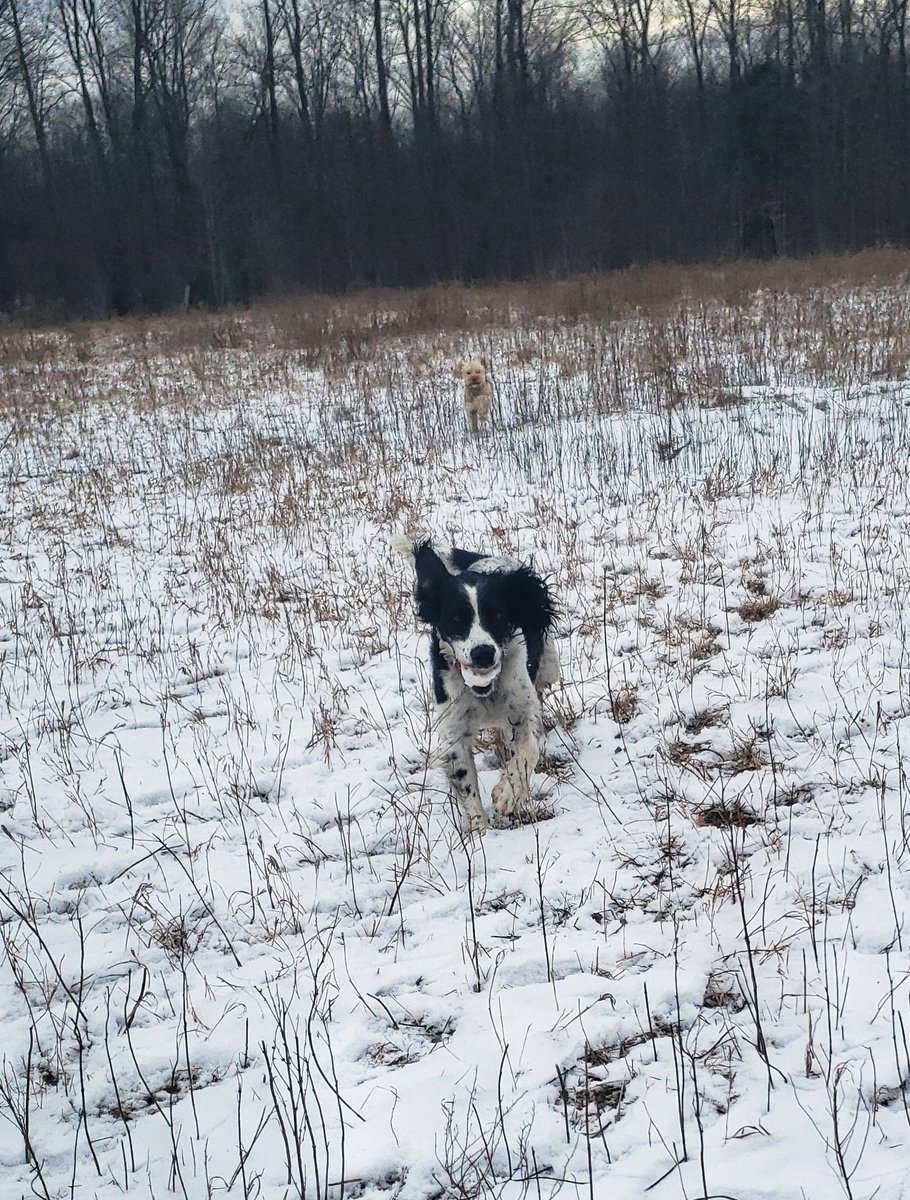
[436,711,488,833]
[491,717,541,817]
[447,742,489,833]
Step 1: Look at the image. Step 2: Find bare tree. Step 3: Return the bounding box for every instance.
[3,0,54,181]
[675,0,709,88]
[708,0,748,83]
[372,0,392,130]
[275,0,344,141]
[585,0,668,83]
[143,0,220,193]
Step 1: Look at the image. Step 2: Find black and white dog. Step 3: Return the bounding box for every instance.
[398,537,559,831]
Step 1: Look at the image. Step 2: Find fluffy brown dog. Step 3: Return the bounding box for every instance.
[453,355,492,433]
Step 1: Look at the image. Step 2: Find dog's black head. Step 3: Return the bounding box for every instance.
[412,540,554,697]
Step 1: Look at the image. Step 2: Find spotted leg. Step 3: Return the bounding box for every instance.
[491,713,542,817]
[437,712,488,833]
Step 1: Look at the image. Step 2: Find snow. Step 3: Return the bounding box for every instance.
[1,300,910,1199]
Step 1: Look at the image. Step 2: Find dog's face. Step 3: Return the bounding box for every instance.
[414,545,518,696]
[453,357,489,388]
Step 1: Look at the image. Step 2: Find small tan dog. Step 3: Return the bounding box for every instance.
[453,355,492,433]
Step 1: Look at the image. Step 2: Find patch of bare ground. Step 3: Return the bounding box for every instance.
[495,801,556,828]
[694,800,761,829]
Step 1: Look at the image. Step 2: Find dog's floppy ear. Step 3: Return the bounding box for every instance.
[413,539,450,625]
[479,353,490,370]
[502,565,556,636]
[453,360,465,379]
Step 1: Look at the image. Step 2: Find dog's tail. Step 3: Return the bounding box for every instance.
[391,532,414,560]
[392,531,432,563]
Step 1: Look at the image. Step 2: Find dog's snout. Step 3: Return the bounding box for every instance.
[471,644,496,669]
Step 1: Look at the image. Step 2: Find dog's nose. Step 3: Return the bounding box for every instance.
[471,644,496,669]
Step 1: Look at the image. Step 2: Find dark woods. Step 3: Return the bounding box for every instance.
[2,0,909,317]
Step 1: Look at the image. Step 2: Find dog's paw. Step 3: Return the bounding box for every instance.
[463,810,490,836]
[492,777,528,816]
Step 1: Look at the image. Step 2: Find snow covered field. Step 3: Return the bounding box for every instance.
[3,265,910,1199]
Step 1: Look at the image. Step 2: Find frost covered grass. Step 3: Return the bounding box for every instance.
[2,251,910,1198]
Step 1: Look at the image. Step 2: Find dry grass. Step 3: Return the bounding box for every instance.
[4,248,910,424]
[738,595,781,622]
[684,707,728,734]
[610,684,640,725]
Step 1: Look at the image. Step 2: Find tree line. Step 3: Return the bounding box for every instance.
[1,0,908,316]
